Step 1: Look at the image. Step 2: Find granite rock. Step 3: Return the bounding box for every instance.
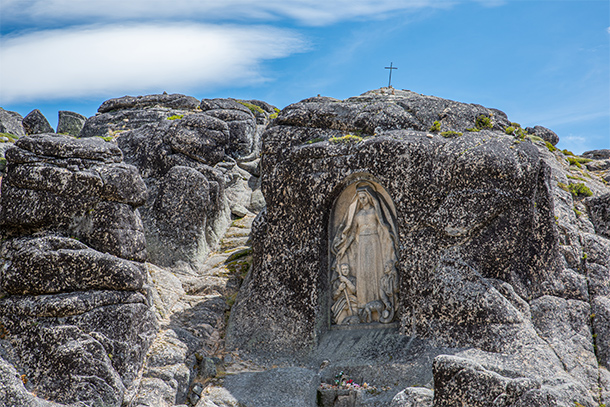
[57,110,86,136]
[22,109,54,135]
[0,107,25,137]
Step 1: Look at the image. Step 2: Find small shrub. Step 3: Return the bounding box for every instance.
[0,132,18,142]
[429,121,441,132]
[96,136,114,142]
[557,182,570,193]
[329,134,363,144]
[0,157,6,172]
[305,137,324,144]
[567,157,582,168]
[465,127,480,132]
[568,183,593,198]
[269,112,278,119]
[526,135,544,143]
[566,156,591,168]
[237,100,265,115]
[167,114,184,120]
[440,131,462,138]
[562,149,575,156]
[545,141,556,152]
[475,115,493,129]
[505,126,515,135]
[510,122,521,128]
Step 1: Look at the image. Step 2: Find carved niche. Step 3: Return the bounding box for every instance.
[330,180,399,325]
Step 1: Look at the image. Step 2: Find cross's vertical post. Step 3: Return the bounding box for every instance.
[385,62,398,88]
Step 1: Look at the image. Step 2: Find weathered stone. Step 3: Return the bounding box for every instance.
[95,162,148,206]
[73,200,148,262]
[0,290,158,400]
[585,159,610,171]
[582,149,610,160]
[0,355,64,407]
[199,99,257,158]
[146,166,210,267]
[592,296,610,368]
[585,193,610,238]
[22,109,54,135]
[10,324,126,406]
[80,108,185,138]
[0,180,101,231]
[390,387,433,407]
[229,119,559,356]
[210,368,319,407]
[432,355,559,407]
[57,110,86,136]
[525,125,559,146]
[0,235,146,295]
[0,107,25,137]
[12,133,122,162]
[529,296,599,395]
[98,93,200,114]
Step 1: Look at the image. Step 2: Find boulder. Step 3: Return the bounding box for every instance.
[585,193,610,238]
[80,94,201,138]
[0,235,146,295]
[582,149,610,160]
[22,109,54,135]
[0,132,158,406]
[205,368,319,407]
[0,107,25,137]
[98,93,200,113]
[391,387,433,407]
[199,98,257,158]
[227,89,608,406]
[57,110,86,135]
[432,356,560,407]
[524,125,559,146]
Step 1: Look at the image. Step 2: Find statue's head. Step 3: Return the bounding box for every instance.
[384,260,396,274]
[356,182,376,207]
[340,263,350,276]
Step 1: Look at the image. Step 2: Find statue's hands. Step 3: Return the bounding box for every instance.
[339,282,346,290]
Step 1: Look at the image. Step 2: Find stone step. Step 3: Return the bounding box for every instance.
[220,236,250,251]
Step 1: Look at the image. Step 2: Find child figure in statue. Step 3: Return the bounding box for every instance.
[331,263,358,325]
[379,260,399,323]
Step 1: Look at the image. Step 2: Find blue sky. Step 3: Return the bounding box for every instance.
[0,0,608,154]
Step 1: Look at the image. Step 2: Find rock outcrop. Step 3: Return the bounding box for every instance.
[22,109,54,135]
[57,110,87,136]
[82,94,272,272]
[0,107,25,137]
[227,89,610,407]
[1,89,608,407]
[0,133,158,406]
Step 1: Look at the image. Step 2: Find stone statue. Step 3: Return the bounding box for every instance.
[379,260,399,323]
[331,181,398,324]
[331,263,358,324]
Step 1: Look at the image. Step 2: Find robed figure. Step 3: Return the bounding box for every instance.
[331,182,398,319]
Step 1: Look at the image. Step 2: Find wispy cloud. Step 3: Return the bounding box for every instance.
[1,0,453,27]
[0,24,306,103]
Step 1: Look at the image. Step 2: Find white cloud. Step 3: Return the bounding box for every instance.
[1,0,453,27]
[0,24,306,103]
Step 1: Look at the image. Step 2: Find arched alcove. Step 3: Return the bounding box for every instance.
[328,177,400,326]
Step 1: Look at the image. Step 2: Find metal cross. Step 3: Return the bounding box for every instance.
[385,62,398,88]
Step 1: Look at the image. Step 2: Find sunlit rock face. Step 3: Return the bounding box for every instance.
[0,133,157,407]
[227,89,610,407]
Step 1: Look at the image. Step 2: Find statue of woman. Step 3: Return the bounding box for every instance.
[332,182,398,313]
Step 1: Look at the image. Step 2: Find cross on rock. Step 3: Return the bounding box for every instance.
[385,62,398,88]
